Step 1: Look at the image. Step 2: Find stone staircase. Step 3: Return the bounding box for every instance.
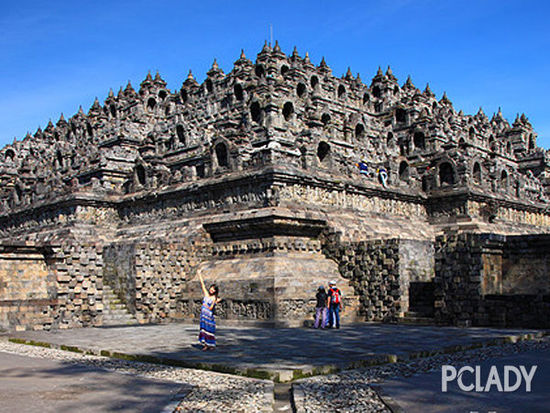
[101,286,138,326]
[398,311,436,325]
[398,281,436,325]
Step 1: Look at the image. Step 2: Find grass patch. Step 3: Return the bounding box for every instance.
[317,365,339,375]
[292,369,305,380]
[110,351,139,361]
[28,340,52,348]
[60,345,83,353]
[8,338,52,348]
[244,368,272,380]
[96,351,253,378]
[208,363,239,375]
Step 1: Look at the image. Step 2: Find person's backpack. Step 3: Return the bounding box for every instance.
[330,288,341,304]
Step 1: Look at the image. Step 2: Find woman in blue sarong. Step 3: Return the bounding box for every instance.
[198,272,220,351]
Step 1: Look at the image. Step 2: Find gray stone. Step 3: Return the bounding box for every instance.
[0,44,550,331]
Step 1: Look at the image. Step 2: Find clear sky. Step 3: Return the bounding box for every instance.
[1,0,549,148]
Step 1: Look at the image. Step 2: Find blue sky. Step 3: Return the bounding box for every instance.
[1,0,549,147]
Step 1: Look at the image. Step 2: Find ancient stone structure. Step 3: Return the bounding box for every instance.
[1,42,549,331]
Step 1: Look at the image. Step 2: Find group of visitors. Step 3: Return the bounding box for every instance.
[313,281,343,329]
[355,160,388,188]
[192,160,390,350]
[191,160,392,349]
[195,277,344,350]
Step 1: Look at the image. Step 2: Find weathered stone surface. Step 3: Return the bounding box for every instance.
[0,44,549,331]
[434,232,550,328]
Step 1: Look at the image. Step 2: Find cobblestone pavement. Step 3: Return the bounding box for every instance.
[294,337,550,413]
[0,338,273,413]
[8,322,545,380]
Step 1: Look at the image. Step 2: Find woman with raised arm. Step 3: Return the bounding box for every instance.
[197,272,220,351]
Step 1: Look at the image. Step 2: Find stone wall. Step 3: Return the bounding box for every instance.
[322,234,434,321]
[3,229,549,331]
[0,299,57,332]
[179,276,275,324]
[101,231,361,327]
[0,242,105,331]
[103,244,137,312]
[434,232,550,328]
[134,242,202,323]
[468,200,550,229]
[0,246,53,301]
[433,233,485,326]
[0,244,57,331]
[3,44,548,224]
[4,238,207,331]
[103,240,206,324]
[52,242,105,329]
[482,295,550,328]
[398,239,435,314]
[483,234,550,328]
[179,236,359,327]
[2,44,550,332]
[501,235,550,295]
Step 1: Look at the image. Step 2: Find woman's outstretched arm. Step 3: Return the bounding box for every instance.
[198,273,208,297]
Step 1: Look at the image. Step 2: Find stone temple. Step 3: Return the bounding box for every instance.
[1,42,550,331]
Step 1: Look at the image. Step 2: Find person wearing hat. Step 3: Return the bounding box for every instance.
[326,280,343,329]
[313,285,328,329]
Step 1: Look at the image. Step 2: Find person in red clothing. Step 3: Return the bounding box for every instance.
[326,280,342,329]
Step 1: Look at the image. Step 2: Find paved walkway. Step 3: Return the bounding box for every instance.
[377,347,550,413]
[10,323,545,381]
[0,351,185,413]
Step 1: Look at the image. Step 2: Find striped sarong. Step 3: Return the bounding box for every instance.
[198,297,216,347]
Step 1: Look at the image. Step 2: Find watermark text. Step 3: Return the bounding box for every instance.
[441,365,537,392]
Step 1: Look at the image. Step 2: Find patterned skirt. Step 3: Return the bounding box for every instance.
[198,305,216,347]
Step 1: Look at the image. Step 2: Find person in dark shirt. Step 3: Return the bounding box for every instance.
[356,160,369,177]
[314,286,328,329]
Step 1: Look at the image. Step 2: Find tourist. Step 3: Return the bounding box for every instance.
[377,167,388,188]
[313,286,328,329]
[326,281,342,329]
[356,160,369,177]
[198,273,221,350]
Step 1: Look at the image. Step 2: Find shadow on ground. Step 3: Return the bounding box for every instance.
[0,351,190,413]
[10,323,546,381]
